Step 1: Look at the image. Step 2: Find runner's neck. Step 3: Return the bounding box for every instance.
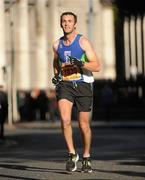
[63,33,77,46]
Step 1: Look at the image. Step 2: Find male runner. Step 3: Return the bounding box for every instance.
[52,12,101,173]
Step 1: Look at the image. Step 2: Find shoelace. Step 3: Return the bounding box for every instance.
[68,153,75,161]
[82,158,91,166]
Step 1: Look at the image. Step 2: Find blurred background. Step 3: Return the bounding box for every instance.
[0,0,145,126]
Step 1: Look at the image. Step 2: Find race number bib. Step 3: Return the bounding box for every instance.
[61,63,82,81]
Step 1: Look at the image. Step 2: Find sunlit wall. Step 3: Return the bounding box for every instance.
[0,0,116,90]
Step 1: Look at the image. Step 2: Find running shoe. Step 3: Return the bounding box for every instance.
[66,152,79,172]
[81,157,92,173]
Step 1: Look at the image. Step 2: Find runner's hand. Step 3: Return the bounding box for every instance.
[68,56,84,67]
[52,76,60,85]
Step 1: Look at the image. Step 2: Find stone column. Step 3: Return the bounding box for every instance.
[17,0,30,90]
[0,0,6,87]
[143,15,145,75]
[93,0,103,79]
[136,15,143,75]
[101,6,116,79]
[47,0,60,89]
[130,16,137,78]
[88,0,94,43]
[35,0,48,89]
[49,0,60,41]
[124,17,130,80]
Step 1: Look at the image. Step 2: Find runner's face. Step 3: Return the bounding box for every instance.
[61,15,77,34]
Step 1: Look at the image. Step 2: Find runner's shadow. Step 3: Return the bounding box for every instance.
[0,174,37,180]
[94,168,145,179]
[0,164,69,175]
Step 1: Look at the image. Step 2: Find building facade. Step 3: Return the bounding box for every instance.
[0,0,116,122]
[0,0,116,90]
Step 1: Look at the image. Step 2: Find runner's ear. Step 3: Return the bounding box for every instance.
[74,22,77,29]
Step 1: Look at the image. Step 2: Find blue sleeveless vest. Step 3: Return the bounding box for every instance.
[57,34,94,83]
[57,34,84,63]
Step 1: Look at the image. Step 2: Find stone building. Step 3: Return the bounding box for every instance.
[0,0,117,122]
[1,0,145,122]
[0,0,116,90]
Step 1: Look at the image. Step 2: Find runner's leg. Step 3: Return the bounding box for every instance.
[58,99,75,154]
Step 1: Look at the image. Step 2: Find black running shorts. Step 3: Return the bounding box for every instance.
[55,81,93,112]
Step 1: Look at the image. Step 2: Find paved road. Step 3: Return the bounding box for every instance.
[0,121,145,180]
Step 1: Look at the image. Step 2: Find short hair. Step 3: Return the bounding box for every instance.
[60,12,77,27]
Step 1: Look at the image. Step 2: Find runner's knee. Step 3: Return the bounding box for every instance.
[61,117,71,129]
[79,122,90,133]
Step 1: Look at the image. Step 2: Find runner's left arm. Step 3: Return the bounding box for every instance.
[80,36,101,72]
[52,41,60,85]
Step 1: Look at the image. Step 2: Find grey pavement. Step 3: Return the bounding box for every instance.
[0,120,145,180]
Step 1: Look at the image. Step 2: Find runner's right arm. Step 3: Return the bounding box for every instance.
[52,40,62,85]
[52,40,59,77]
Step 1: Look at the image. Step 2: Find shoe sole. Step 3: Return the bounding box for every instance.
[81,169,92,173]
